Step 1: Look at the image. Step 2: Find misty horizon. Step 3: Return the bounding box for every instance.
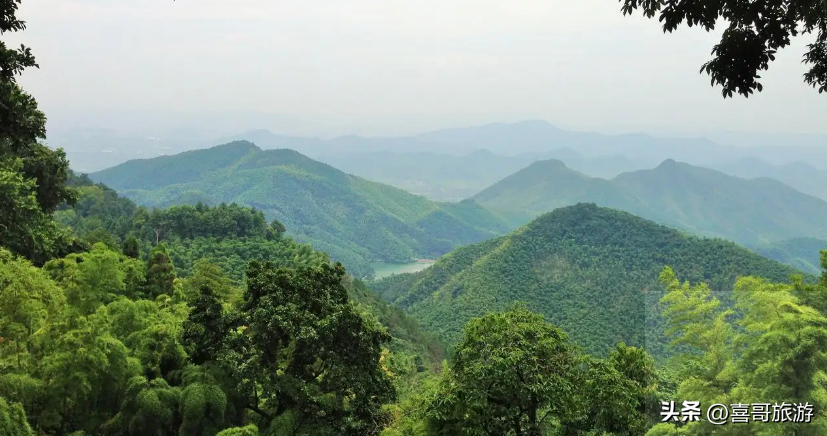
[11,0,827,143]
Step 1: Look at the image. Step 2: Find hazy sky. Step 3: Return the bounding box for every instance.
[10,0,827,137]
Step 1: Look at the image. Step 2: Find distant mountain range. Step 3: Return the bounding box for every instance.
[227,121,827,169]
[315,148,640,201]
[707,157,827,202]
[86,137,827,276]
[89,141,510,278]
[60,120,827,174]
[473,158,827,249]
[371,204,805,356]
[78,120,827,277]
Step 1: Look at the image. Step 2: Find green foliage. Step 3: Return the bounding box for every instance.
[183,261,397,435]
[373,204,807,357]
[652,266,827,435]
[0,3,78,265]
[618,0,827,97]
[346,276,445,366]
[0,397,33,436]
[145,245,176,298]
[0,248,65,371]
[2,238,437,436]
[55,175,136,242]
[752,237,827,275]
[216,425,260,436]
[122,236,140,259]
[182,284,227,366]
[0,157,80,265]
[425,304,657,435]
[133,202,269,242]
[162,236,329,285]
[103,375,180,436]
[474,159,827,260]
[55,183,329,283]
[426,303,582,435]
[89,143,508,278]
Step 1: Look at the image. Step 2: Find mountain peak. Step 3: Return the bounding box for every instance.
[212,140,261,151]
[527,159,571,171]
[657,158,679,168]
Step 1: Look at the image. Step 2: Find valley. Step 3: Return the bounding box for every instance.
[88,141,511,278]
[371,260,435,279]
[8,123,827,436]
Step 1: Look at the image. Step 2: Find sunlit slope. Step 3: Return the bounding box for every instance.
[91,141,509,277]
[371,204,806,357]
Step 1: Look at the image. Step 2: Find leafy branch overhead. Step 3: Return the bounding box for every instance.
[620,0,827,98]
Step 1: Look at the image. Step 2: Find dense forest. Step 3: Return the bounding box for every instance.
[5,1,827,435]
[371,204,810,358]
[6,186,827,435]
[88,142,510,278]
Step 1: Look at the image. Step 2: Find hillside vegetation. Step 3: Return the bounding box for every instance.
[89,141,509,277]
[8,3,827,433]
[473,158,827,251]
[371,204,807,357]
[2,172,450,434]
[752,236,827,275]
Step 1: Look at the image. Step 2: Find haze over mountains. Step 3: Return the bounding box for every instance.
[61,119,826,172]
[10,0,827,432]
[473,158,827,270]
[89,141,510,278]
[84,123,827,278]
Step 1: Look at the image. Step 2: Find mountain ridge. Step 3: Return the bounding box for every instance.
[89,141,510,278]
[370,203,809,357]
[473,158,827,248]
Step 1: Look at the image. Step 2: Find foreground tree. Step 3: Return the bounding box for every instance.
[0,397,33,436]
[0,0,78,263]
[561,343,658,436]
[425,303,581,435]
[619,0,827,98]
[650,266,827,435]
[184,261,396,436]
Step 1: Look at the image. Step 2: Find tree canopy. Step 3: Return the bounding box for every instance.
[619,0,827,97]
[0,0,80,265]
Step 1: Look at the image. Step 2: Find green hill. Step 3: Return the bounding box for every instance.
[473,158,827,250]
[89,141,510,278]
[371,204,807,357]
[471,159,639,227]
[751,236,827,275]
[55,175,445,364]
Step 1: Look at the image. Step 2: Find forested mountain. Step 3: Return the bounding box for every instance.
[474,158,827,250]
[3,170,452,434]
[88,141,509,278]
[371,204,807,357]
[752,237,827,275]
[8,1,827,434]
[471,159,637,227]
